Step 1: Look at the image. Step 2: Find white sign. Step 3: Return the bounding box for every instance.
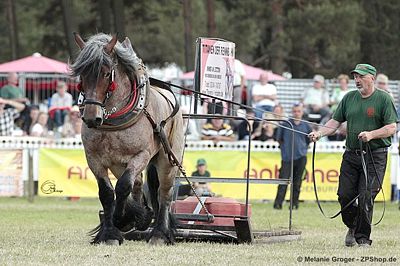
[198,38,235,100]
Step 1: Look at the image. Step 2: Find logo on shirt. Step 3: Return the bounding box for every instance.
[367,107,375,117]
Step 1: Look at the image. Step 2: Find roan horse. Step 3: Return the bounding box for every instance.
[71,33,184,245]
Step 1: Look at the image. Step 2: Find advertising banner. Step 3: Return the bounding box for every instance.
[0,149,23,196]
[197,38,235,100]
[38,149,391,201]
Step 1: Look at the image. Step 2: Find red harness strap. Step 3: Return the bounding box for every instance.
[108,79,138,119]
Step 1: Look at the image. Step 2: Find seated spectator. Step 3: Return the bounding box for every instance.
[181,106,200,141]
[22,105,40,136]
[0,72,28,103]
[253,121,276,141]
[62,105,82,138]
[237,109,260,140]
[252,72,277,118]
[301,74,330,123]
[376,73,394,98]
[330,74,352,113]
[30,112,50,138]
[201,117,235,142]
[192,158,213,197]
[49,81,73,129]
[0,97,25,136]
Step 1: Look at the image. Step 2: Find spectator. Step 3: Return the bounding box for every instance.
[62,105,82,138]
[191,158,213,197]
[301,74,330,123]
[232,59,246,114]
[201,117,235,143]
[49,81,73,129]
[263,103,286,136]
[330,74,352,113]
[253,121,276,141]
[376,73,394,98]
[0,72,27,102]
[273,103,312,210]
[237,109,260,140]
[252,72,277,118]
[30,112,50,138]
[0,97,25,136]
[22,105,40,136]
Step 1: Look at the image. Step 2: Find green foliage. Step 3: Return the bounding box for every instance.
[1,0,400,78]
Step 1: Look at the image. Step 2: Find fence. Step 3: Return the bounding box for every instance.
[0,137,398,201]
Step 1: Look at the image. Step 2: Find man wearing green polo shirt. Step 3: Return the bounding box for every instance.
[0,72,23,100]
[309,63,397,247]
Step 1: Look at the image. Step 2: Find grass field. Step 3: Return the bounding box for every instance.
[0,197,399,265]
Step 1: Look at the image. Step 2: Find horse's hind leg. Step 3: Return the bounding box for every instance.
[90,177,123,245]
[148,159,177,245]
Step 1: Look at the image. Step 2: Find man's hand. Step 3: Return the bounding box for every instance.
[308,131,323,142]
[0,97,7,105]
[358,131,373,142]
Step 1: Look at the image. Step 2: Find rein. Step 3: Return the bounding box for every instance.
[311,140,385,225]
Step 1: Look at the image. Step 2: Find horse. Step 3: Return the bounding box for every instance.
[70,33,185,245]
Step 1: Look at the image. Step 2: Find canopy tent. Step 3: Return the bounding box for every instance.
[0,53,69,73]
[180,63,286,81]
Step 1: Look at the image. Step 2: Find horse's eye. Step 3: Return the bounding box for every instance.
[104,72,111,78]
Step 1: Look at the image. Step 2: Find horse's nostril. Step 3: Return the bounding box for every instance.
[95,117,103,126]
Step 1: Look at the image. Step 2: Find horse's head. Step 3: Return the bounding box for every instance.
[71,33,117,128]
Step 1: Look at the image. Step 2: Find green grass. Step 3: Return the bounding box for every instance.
[0,197,399,265]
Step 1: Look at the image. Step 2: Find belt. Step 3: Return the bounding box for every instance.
[345,147,388,155]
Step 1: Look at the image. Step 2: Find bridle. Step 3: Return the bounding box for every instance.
[77,67,118,110]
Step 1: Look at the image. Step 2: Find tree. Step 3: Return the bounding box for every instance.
[5,0,19,59]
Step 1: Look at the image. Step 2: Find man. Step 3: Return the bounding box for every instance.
[232,59,246,114]
[0,72,23,100]
[301,74,330,123]
[309,64,397,247]
[0,97,26,136]
[201,117,235,142]
[252,72,277,118]
[375,73,393,98]
[191,158,213,196]
[273,104,312,210]
[49,81,73,128]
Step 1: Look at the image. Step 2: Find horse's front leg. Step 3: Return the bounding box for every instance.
[148,159,177,245]
[90,177,123,245]
[113,151,152,232]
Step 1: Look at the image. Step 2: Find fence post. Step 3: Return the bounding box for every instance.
[27,149,34,202]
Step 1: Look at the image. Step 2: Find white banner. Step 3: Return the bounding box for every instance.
[198,38,235,100]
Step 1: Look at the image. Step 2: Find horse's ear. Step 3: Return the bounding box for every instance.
[104,34,118,55]
[73,32,85,50]
[122,37,135,54]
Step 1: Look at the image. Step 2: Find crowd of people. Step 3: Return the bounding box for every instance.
[183,69,395,143]
[0,72,82,138]
[1,69,395,144]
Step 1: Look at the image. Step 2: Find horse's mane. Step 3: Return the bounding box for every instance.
[70,33,142,78]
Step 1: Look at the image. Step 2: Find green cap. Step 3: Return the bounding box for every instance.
[196,158,207,166]
[350,64,376,76]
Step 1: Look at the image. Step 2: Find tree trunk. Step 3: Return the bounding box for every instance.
[6,0,19,59]
[112,0,125,37]
[183,0,193,71]
[61,0,77,59]
[206,0,216,37]
[269,0,285,74]
[99,0,111,33]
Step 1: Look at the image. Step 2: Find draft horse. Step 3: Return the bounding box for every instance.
[71,33,184,245]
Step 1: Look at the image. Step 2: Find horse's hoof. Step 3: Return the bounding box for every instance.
[105,239,120,246]
[148,237,167,246]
